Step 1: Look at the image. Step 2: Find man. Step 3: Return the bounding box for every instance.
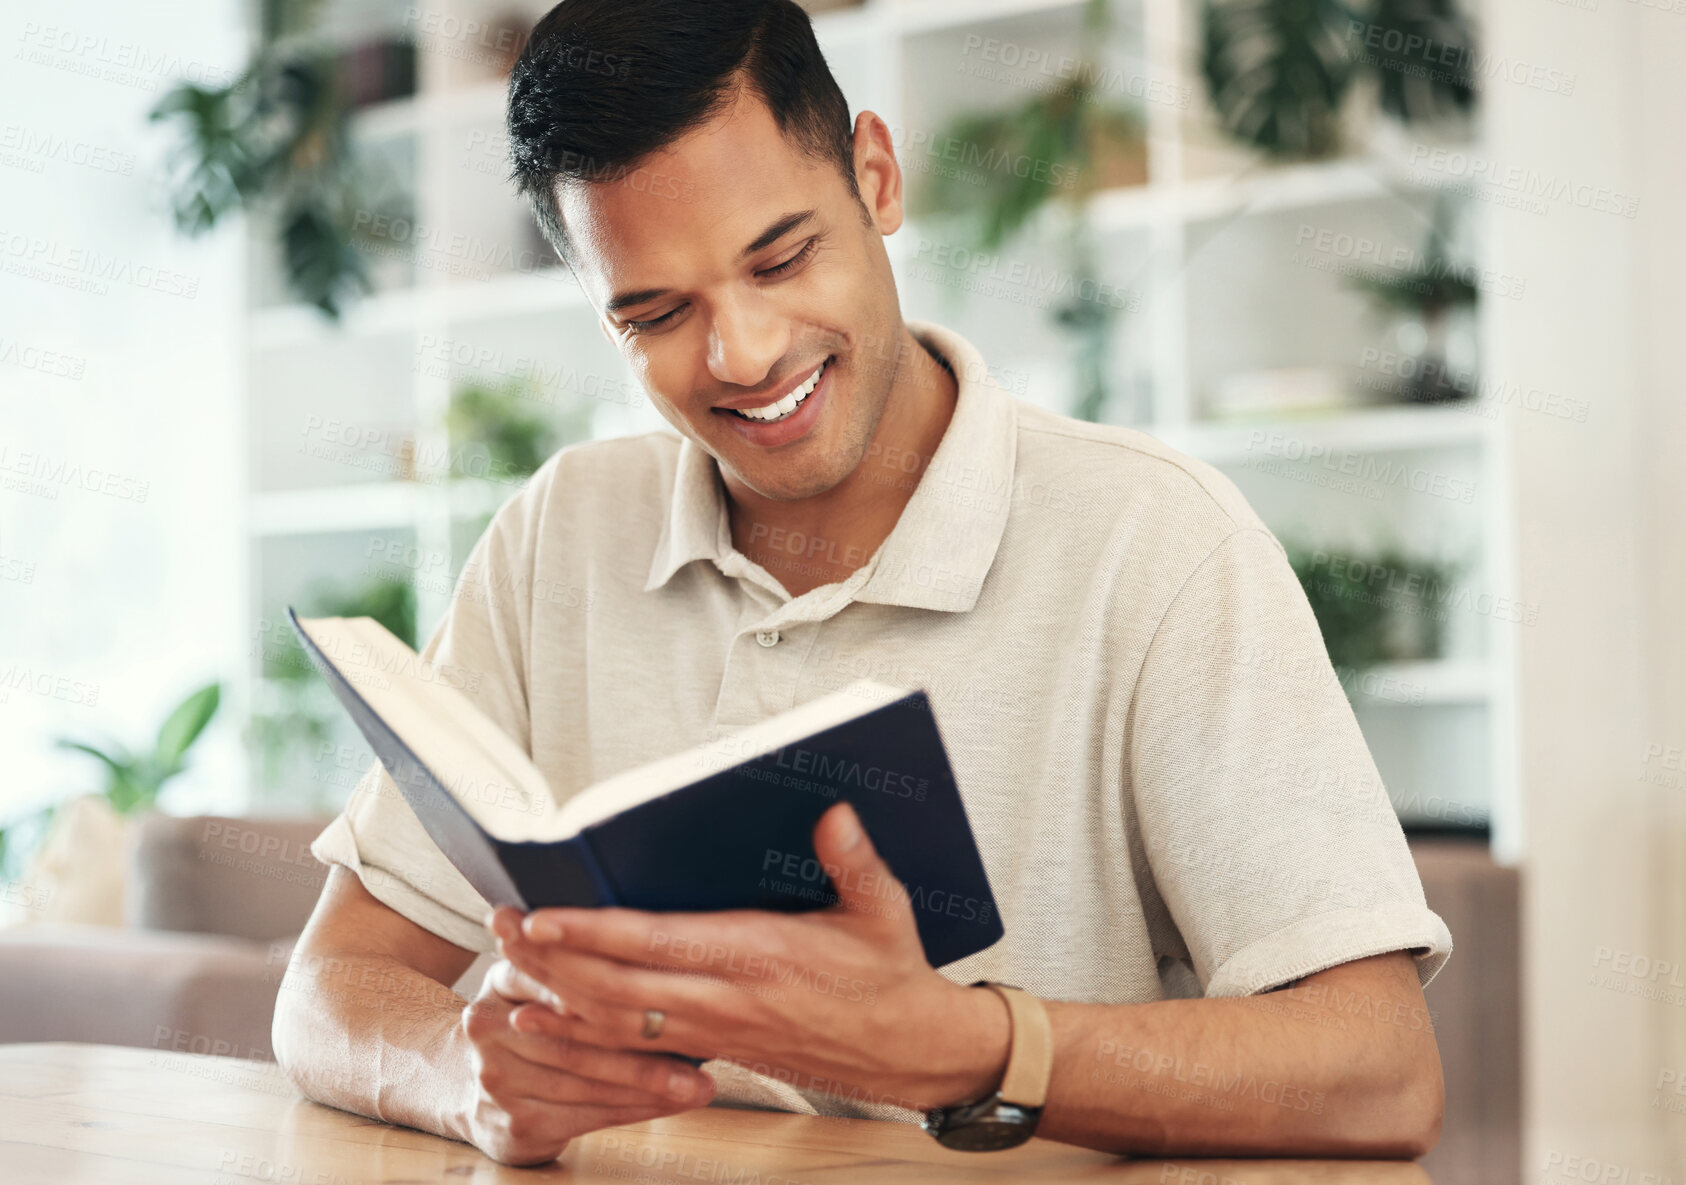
[274,0,1452,1165]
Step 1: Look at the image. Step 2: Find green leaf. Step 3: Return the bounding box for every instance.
[55,739,154,810]
[1200,0,1358,159]
[1360,0,1478,124]
[106,773,156,815]
[151,41,399,318]
[54,738,137,781]
[280,200,371,320]
[152,681,223,770]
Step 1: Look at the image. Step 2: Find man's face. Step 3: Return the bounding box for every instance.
[558,90,906,502]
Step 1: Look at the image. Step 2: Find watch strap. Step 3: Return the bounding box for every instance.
[978,982,1053,1109]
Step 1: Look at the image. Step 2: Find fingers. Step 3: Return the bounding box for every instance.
[810,802,912,929]
[509,1000,624,1048]
[497,937,720,1033]
[485,957,563,1010]
[462,955,718,1168]
[470,961,715,1103]
[502,1005,714,1099]
[516,905,775,966]
[478,1042,713,1109]
[473,1096,683,1167]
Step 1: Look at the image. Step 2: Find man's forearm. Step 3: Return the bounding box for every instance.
[272,948,474,1143]
[1032,953,1443,1157]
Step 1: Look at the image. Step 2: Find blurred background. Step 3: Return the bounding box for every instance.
[1,0,1682,1180]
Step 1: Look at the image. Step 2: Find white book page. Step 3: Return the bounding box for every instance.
[298,616,559,840]
[302,616,910,844]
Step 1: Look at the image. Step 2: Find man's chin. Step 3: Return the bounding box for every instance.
[722,457,842,503]
[695,415,808,489]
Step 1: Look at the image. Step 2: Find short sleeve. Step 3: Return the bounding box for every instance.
[1128,526,1452,997]
[309,496,537,956]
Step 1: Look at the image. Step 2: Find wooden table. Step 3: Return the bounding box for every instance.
[0,1044,1432,1183]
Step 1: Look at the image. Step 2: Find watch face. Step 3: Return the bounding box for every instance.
[924,1100,1042,1152]
[936,1117,1036,1152]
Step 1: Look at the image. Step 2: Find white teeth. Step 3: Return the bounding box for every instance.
[733,361,825,423]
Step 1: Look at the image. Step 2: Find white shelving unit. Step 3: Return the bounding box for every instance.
[241,0,1520,862]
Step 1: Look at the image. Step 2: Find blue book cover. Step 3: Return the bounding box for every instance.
[288,609,1004,971]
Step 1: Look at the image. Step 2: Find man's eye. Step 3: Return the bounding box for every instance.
[758,237,818,278]
[626,305,685,332]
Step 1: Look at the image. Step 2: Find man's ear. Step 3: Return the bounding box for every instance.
[851,110,904,237]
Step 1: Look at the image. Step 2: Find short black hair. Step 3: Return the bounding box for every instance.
[506,0,859,266]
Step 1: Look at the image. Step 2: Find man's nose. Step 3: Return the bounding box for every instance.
[705,290,788,388]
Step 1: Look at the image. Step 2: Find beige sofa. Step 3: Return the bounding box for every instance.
[0,814,332,1059]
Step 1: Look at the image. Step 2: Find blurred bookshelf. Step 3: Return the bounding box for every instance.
[239,0,1520,864]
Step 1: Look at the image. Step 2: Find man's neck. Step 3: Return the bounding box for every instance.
[723,324,959,598]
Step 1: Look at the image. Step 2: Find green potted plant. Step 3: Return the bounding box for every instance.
[0,682,222,925]
[54,682,224,815]
[248,576,417,809]
[1284,540,1460,673]
[446,377,595,486]
[1346,197,1479,404]
[1199,0,1479,161]
[150,2,415,317]
[913,0,1146,423]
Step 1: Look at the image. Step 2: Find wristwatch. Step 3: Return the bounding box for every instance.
[921,981,1053,1151]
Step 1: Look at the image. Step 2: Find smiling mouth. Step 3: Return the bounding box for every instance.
[721,359,827,424]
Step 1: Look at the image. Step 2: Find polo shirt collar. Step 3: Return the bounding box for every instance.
[644,427,735,593]
[644,320,1017,613]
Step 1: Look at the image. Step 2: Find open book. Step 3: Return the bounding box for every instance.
[288,610,1003,969]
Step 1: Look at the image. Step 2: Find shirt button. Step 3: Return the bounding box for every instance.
[756,630,781,648]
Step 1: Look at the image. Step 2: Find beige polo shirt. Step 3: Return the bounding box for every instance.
[311,320,1451,1121]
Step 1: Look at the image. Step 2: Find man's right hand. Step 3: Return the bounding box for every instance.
[454,959,717,1165]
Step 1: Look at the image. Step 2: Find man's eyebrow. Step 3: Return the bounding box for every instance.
[740,210,816,259]
[606,286,671,315]
[604,210,816,315]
